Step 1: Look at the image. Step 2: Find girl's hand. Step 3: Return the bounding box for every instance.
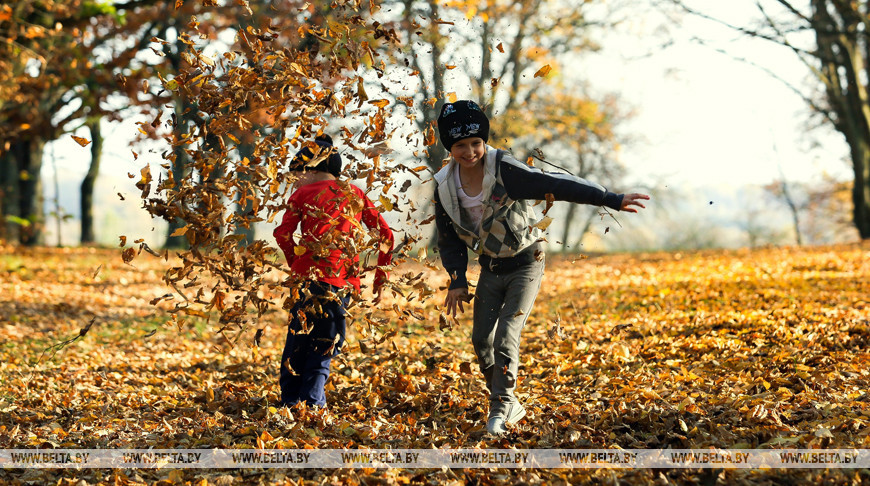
[445,287,473,317]
[621,193,650,213]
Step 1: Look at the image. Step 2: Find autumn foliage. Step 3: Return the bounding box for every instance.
[1,243,869,484]
[2,1,870,485]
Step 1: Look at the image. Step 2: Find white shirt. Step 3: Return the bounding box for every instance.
[454,167,485,231]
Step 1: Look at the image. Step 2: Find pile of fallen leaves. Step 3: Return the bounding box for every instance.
[1,243,869,485]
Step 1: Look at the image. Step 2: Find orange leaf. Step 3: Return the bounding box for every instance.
[121,247,136,265]
[423,126,436,147]
[534,64,552,78]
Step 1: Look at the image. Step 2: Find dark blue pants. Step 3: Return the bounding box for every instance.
[279,282,349,407]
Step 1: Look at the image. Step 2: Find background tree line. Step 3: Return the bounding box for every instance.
[0,0,866,250]
[0,0,635,251]
[661,0,870,241]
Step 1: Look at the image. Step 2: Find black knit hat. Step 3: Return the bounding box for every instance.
[289,135,342,177]
[436,100,489,151]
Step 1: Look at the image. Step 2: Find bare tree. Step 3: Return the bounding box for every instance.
[664,0,870,240]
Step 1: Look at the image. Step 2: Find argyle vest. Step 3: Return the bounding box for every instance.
[437,149,541,258]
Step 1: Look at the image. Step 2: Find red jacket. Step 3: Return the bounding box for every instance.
[273,180,394,292]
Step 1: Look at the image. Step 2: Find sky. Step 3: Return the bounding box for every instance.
[581,3,851,189]
[39,1,856,248]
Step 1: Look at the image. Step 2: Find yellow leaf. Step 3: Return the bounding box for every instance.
[357,77,368,101]
[447,92,457,103]
[379,195,394,211]
[294,246,307,256]
[71,135,91,147]
[423,126,436,147]
[197,53,215,66]
[139,166,152,185]
[534,64,552,78]
[183,308,208,318]
[532,216,553,231]
[612,343,632,360]
[368,99,389,108]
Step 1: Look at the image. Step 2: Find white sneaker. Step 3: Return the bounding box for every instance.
[486,402,526,435]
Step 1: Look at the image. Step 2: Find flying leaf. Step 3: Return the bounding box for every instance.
[534,64,552,78]
[71,135,91,147]
[532,216,553,231]
[423,126,436,147]
[121,247,136,265]
[379,195,394,211]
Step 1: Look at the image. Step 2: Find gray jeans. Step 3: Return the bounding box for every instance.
[472,257,545,415]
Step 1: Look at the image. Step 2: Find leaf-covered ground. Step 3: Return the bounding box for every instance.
[1,243,869,485]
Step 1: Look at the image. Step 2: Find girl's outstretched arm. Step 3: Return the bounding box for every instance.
[620,193,650,213]
[499,152,623,209]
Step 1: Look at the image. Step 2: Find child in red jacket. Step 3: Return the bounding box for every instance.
[273,135,393,407]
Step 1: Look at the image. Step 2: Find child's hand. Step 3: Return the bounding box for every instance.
[373,270,388,305]
[621,193,650,213]
[445,288,473,317]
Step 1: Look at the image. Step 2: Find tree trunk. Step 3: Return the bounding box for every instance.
[234,142,256,246]
[80,120,103,244]
[164,36,192,249]
[163,86,197,249]
[560,202,577,253]
[0,148,20,242]
[811,0,870,239]
[2,138,45,246]
[163,141,190,249]
[847,138,870,238]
